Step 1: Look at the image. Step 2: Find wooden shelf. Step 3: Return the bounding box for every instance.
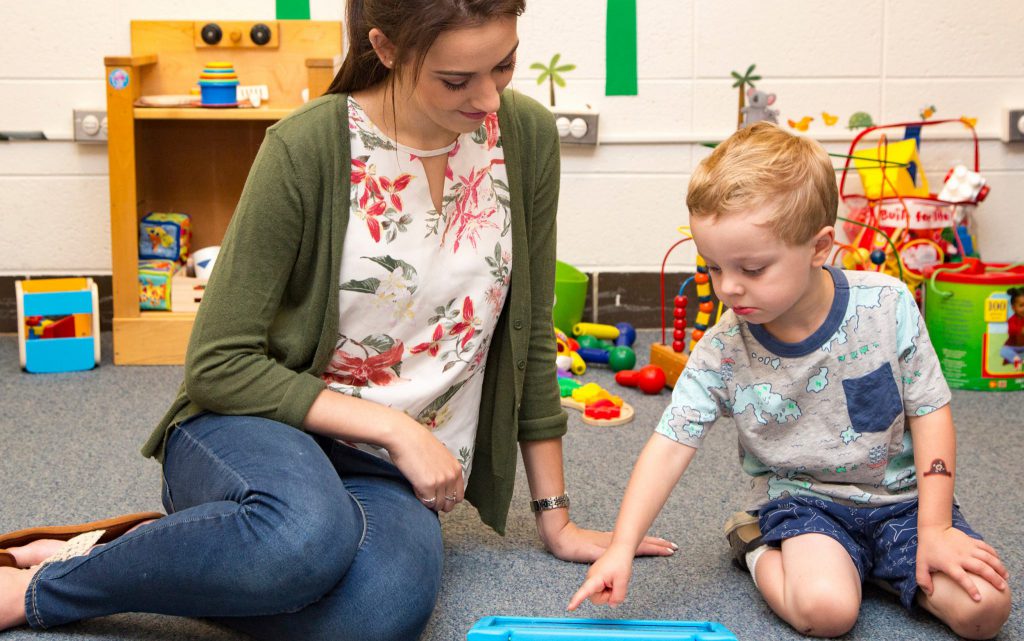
[106,20,342,365]
[134,106,296,121]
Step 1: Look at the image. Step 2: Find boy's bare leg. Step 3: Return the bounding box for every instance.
[754,533,861,638]
[917,571,1012,640]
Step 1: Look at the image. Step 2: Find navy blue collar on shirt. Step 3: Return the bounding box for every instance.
[747,265,850,358]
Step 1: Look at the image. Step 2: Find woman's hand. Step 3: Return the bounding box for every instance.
[385,414,464,513]
[535,509,676,563]
[916,525,1010,600]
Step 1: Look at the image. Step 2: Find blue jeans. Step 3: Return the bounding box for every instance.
[25,413,444,640]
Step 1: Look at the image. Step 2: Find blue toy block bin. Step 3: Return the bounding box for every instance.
[467,616,738,640]
[16,278,100,374]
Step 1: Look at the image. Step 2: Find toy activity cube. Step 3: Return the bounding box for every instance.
[138,259,177,310]
[139,212,192,264]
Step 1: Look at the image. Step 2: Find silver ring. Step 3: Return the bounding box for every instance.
[444,494,457,502]
[419,496,437,504]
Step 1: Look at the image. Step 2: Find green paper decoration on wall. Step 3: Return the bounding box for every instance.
[606,0,638,96]
[276,0,310,20]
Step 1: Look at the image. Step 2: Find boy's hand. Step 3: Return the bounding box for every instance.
[917,525,1010,600]
[566,544,637,610]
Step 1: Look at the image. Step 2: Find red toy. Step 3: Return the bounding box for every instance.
[615,365,667,395]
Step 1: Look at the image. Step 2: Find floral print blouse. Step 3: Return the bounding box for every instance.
[321,96,512,480]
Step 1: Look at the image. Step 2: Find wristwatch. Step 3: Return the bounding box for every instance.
[530,493,570,513]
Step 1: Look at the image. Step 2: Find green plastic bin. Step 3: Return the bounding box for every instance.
[924,260,1024,391]
[553,261,588,334]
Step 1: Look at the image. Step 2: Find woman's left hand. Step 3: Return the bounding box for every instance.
[536,510,677,563]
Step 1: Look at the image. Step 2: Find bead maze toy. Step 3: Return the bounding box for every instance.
[16,278,100,373]
[467,616,738,640]
[836,118,989,295]
[651,230,717,388]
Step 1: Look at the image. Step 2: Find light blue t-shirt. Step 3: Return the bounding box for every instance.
[656,267,951,510]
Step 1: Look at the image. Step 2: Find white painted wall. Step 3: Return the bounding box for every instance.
[2,0,1023,275]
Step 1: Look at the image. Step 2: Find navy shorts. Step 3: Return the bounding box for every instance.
[757,496,983,610]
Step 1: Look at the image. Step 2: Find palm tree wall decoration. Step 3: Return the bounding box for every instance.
[731,63,762,129]
[531,54,577,107]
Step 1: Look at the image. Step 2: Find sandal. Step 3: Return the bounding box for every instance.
[723,510,763,571]
[0,512,163,568]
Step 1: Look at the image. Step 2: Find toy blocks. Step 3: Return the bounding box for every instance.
[138,260,177,310]
[139,212,191,264]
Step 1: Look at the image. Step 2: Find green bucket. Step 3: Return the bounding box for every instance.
[923,260,1024,391]
[553,261,588,334]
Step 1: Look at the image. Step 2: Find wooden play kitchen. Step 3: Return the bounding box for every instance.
[104,20,342,364]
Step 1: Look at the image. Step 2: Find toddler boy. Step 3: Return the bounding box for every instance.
[568,123,1011,639]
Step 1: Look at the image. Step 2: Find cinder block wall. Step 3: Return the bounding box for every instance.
[2,1,1023,329]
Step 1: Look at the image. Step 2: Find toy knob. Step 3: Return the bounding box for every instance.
[613,322,637,347]
[607,345,636,372]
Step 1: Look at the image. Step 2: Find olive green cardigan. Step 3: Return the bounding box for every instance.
[143,91,568,535]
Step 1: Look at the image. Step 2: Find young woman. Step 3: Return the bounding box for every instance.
[0,1,674,639]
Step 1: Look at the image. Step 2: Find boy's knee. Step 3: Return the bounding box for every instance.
[942,583,1011,640]
[790,588,859,637]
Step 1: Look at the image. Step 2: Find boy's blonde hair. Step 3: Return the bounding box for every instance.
[686,122,838,245]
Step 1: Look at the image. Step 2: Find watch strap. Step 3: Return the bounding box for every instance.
[530,493,570,513]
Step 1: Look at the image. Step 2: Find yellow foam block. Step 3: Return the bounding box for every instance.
[570,383,624,407]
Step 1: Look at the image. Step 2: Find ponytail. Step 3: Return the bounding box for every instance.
[326,0,390,95]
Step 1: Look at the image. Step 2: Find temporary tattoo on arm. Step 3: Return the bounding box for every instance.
[923,458,952,477]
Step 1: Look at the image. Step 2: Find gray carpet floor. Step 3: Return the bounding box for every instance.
[1,331,1020,640]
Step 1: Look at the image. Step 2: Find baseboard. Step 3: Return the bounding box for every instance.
[578,270,715,333]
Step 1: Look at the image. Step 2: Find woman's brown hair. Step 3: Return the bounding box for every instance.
[326,0,525,96]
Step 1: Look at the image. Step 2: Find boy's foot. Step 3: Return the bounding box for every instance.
[724,511,763,571]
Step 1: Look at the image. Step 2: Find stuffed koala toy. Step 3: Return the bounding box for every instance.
[741,87,779,127]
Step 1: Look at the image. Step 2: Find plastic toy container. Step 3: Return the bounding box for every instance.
[16,278,100,373]
[553,261,589,334]
[923,259,1024,391]
[467,616,737,640]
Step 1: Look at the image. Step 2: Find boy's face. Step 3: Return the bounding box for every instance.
[690,205,833,332]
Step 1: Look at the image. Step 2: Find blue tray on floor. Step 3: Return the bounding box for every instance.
[467,616,738,640]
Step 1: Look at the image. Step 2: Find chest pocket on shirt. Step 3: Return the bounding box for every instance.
[842,362,903,433]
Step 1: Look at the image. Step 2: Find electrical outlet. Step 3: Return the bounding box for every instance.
[551,107,599,145]
[73,110,107,143]
[1001,108,1024,143]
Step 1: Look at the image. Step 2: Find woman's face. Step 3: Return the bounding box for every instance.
[400,16,518,138]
